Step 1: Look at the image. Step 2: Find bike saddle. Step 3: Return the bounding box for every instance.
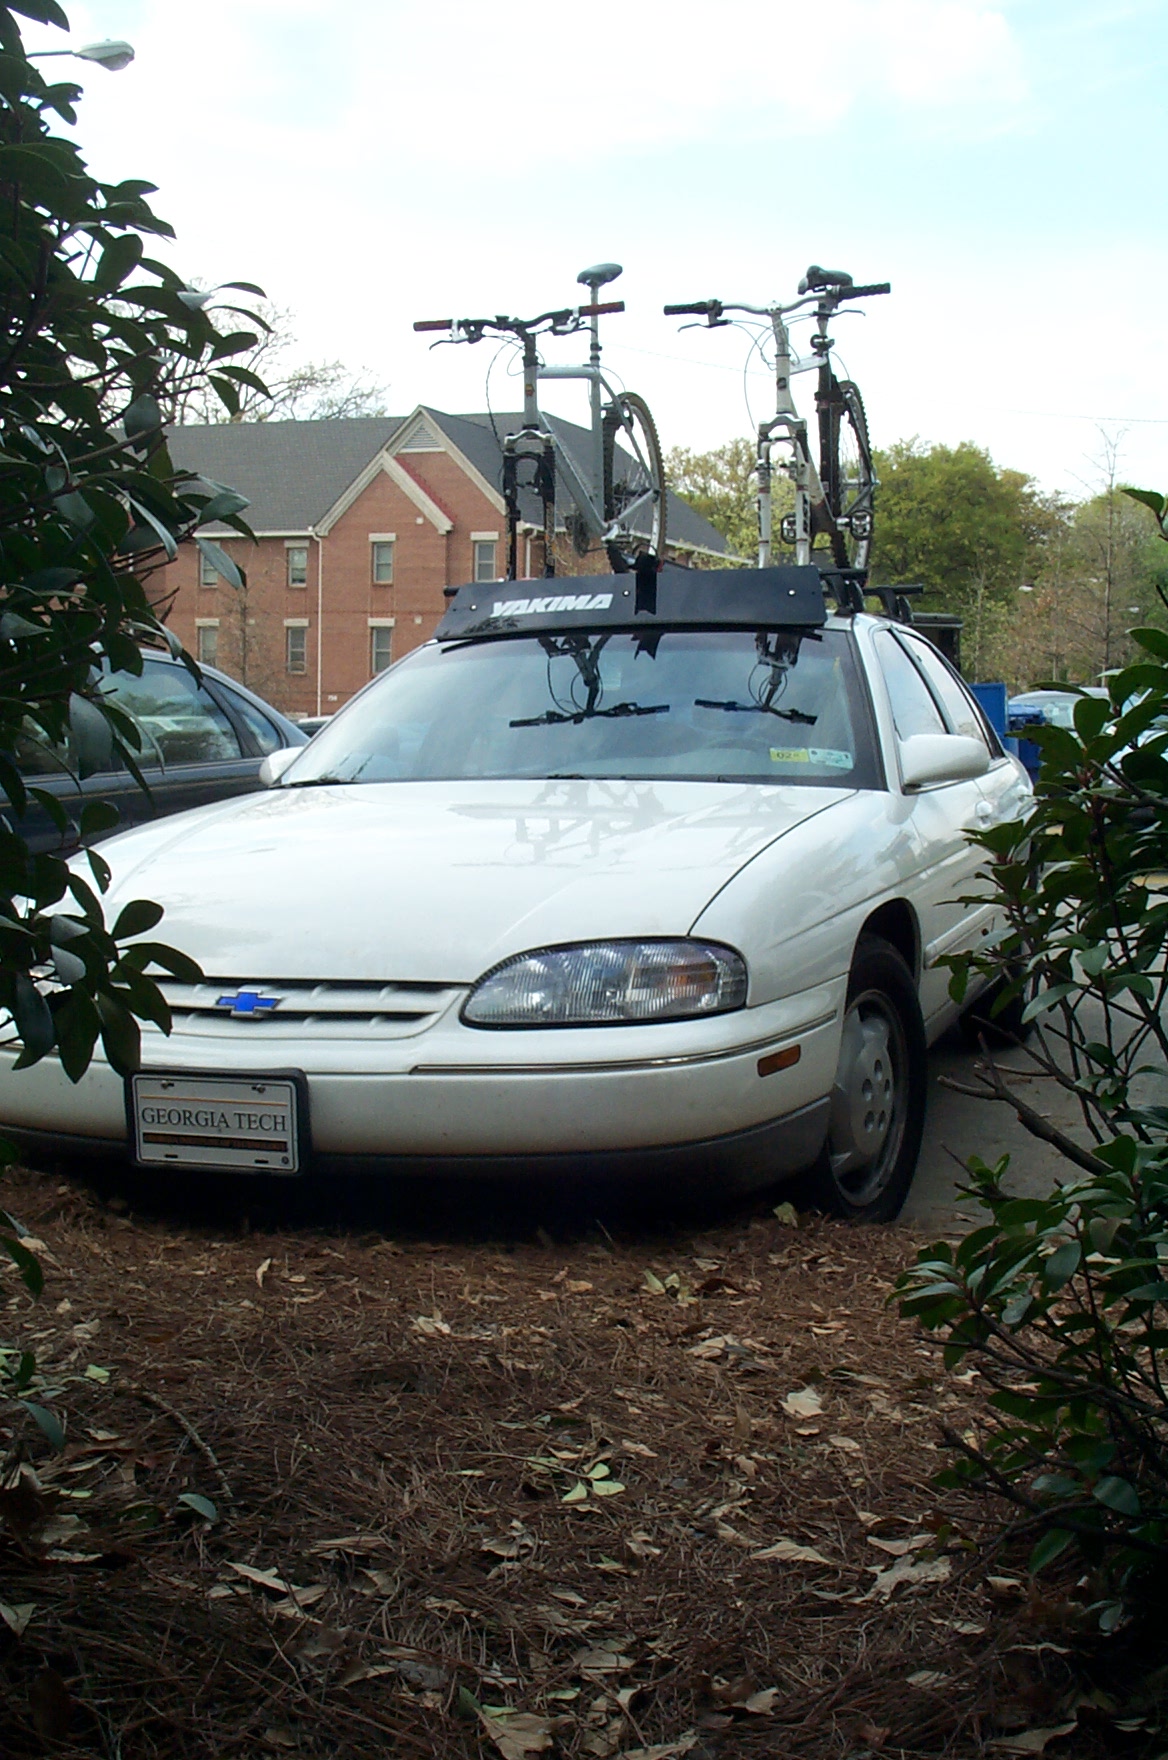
[577,262,623,288]
[799,264,854,293]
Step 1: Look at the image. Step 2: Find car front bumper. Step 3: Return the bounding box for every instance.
[0,982,844,1181]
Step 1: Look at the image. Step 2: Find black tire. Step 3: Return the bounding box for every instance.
[795,935,927,1223]
[959,966,1036,1048]
[817,376,875,572]
[602,391,666,569]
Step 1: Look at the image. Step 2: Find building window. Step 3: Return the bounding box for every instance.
[196,623,219,666]
[286,625,308,674]
[371,626,393,675]
[473,539,497,583]
[371,540,395,584]
[198,549,219,587]
[286,544,309,588]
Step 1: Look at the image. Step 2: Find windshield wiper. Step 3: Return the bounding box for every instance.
[510,702,669,728]
[283,773,358,787]
[694,698,817,725]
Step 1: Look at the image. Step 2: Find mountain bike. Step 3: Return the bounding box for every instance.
[664,265,889,575]
[415,264,665,579]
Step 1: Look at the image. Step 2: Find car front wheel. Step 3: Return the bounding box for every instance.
[796,935,927,1223]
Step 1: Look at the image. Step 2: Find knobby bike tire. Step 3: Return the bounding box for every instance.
[817,376,875,571]
[602,391,666,570]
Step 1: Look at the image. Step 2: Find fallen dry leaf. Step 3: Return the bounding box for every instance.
[860,1554,951,1601]
[750,1539,834,1566]
[0,1601,35,1637]
[781,1386,823,1420]
[744,1687,781,1713]
[481,1711,556,1758]
[255,1257,272,1289]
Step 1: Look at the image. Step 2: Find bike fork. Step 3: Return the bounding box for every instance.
[503,432,557,580]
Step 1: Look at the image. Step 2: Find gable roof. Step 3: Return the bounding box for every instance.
[167,415,403,532]
[167,409,727,557]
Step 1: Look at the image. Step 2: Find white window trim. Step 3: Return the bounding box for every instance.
[195,617,220,628]
[368,532,397,543]
[284,538,310,549]
[470,530,499,542]
[367,616,396,627]
[284,617,310,628]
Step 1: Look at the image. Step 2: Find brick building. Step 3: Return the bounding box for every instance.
[163,407,727,719]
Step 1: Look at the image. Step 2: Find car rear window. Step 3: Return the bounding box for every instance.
[281,628,879,790]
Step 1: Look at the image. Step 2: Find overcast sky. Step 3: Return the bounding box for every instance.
[24,0,1168,500]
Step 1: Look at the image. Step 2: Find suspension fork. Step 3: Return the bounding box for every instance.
[757,309,818,567]
[503,434,557,580]
[501,330,557,580]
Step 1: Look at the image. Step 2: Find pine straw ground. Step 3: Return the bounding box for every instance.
[0,1161,1141,1760]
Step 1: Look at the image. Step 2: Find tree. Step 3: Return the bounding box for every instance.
[0,0,260,1088]
[168,301,389,425]
[871,440,1047,678]
[665,438,783,564]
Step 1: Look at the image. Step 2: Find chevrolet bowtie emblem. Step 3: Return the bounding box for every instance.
[214,989,281,1018]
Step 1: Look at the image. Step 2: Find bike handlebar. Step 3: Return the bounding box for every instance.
[836,282,891,301]
[663,300,719,317]
[414,300,624,338]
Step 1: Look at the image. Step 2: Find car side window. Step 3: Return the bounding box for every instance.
[899,633,997,754]
[100,660,243,769]
[224,693,285,756]
[872,630,947,740]
[13,717,71,777]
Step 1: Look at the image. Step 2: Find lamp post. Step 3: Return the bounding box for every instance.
[30,40,135,72]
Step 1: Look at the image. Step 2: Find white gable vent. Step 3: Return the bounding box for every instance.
[397,415,443,452]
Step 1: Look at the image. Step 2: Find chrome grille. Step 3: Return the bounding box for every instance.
[158,979,461,1040]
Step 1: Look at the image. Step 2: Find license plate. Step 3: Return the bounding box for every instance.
[128,1072,306,1174]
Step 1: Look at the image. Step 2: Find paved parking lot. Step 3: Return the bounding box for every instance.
[903,1027,1090,1228]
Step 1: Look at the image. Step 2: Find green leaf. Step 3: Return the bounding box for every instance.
[19,1401,64,1451]
[194,536,242,590]
[1094,1475,1141,1517]
[95,994,141,1077]
[1029,1528,1074,1572]
[1121,487,1166,521]
[176,1492,218,1523]
[1,1234,43,1298]
[79,799,120,838]
[112,898,164,940]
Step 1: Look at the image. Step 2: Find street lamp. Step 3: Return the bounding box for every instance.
[30,39,135,72]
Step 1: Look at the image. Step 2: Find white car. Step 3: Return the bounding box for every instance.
[0,566,1031,1221]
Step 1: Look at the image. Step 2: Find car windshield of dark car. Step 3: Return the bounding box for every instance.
[281,628,879,789]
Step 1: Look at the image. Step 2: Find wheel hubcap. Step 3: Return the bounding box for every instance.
[828,992,907,1202]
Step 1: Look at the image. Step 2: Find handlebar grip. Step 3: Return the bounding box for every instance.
[413,318,452,332]
[838,283,890,300]
[663,301,714,316]
[578,300,625,316]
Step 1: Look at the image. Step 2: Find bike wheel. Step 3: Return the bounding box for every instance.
[818,377,875,571]
[602,392,666,569]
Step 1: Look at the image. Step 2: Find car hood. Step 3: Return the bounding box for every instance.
[95,778,850,981]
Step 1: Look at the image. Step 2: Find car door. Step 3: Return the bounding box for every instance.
[869,628,998,1034]
[95,657,254,830]
[897,632,1032,835]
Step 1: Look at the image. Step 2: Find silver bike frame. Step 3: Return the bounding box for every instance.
[725,291,832,569]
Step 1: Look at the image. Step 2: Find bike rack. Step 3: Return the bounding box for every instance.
[818,571,925,624]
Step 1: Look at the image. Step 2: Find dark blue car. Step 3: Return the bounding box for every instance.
[9,651,308,854]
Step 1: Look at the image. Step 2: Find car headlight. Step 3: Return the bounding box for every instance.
[462,939,748,1028]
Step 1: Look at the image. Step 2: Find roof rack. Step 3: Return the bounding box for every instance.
[817,569,925,623]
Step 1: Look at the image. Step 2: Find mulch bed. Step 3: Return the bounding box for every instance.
[0,1162,1134,1758]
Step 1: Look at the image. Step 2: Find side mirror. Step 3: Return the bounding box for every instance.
[258,747,301,787]
[900,733,990,790]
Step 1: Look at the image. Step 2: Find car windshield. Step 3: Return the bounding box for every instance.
[280,627,879,788]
